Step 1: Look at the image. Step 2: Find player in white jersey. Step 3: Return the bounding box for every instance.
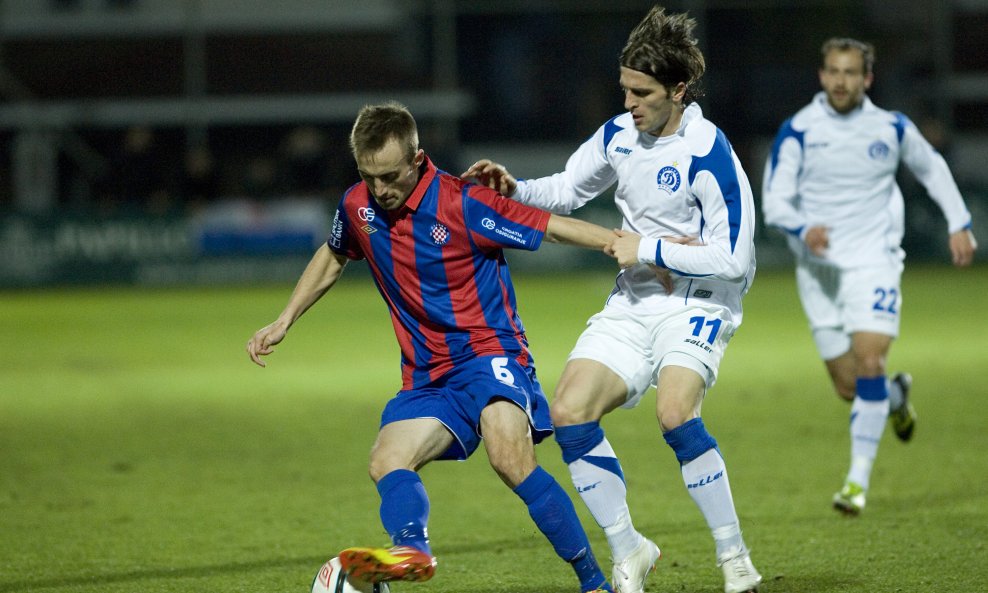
[463,6,761,593]
[762,37,977,515]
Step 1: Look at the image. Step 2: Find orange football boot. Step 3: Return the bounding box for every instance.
[339,545,437,583]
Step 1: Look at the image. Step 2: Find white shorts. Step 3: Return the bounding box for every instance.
[567,305,735,409]
[796,261,903,360]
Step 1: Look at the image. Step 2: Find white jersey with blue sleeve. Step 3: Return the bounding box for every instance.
[513,104,757,325]
[762,92,972,269]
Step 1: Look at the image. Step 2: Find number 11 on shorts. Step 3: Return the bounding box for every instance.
[689,316,722,344]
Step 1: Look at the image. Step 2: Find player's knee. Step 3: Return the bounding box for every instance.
[367,455,390,483]
[550,394,590,426]
[656,399,695,432]
[657,409,692,432]
[489,462,530,489]
[487,448,536,488]
[833,379,856,401]
[367,448,407,483]
[552,378,618,426]
[854,354,886,377]
[851,337,890,377]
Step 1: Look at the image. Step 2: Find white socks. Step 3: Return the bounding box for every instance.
[681,448,743,557]
[567,438,643,560]
[847,396,889,489]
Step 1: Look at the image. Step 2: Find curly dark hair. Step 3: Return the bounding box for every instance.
[620,5,706,104]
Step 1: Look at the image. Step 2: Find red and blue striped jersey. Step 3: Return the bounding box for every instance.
[328,156,550,390]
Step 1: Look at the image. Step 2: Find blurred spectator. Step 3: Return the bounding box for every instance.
[0,133,15,211]
[98,124,175,215]
[179,145,220,211]
[917,115,952,158]
[277,125,332,198]
[239,155,279,200]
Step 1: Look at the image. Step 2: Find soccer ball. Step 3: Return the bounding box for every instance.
[310,557,391,593]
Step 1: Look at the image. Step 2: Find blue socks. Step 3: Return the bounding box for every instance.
[377,465,611,592]
[515,466,610,592]
[377,469,431,554]
[663,417,719,462]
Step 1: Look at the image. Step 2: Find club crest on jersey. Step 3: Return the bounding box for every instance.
[430,223,450,245]
[656,165,681,194]
[868,141,890,160]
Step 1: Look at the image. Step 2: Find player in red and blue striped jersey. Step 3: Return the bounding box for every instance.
[247,102,617,593]
[331,146,550,392]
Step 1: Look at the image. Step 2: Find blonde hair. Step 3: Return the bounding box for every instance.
[349,101,419,162]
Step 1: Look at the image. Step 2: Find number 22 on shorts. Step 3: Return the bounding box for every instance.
[872,287,898,314]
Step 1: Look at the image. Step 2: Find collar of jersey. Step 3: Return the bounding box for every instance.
[815,91,874,118]
[639,103,701,146]
[398,155,437,213]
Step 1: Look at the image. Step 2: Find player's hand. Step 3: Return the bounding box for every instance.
[804,225,829,256]
[246,321,289,367]
[605,231,697,293]
[949,228,977,267]
[605,229,642,268]
[663,235,702,246]
[652,235,701,294]
[460,159,518,196]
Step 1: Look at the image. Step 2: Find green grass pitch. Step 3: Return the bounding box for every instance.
[2,264,986,592]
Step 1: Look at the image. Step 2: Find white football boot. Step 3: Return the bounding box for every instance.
[717,546,762,593]
[611,537,660,593]
[832,481,867,516]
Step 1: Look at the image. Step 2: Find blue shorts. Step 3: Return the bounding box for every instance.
[380,355,552,461]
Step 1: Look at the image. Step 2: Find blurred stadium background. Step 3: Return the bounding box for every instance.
[4,5,987,591]
[1,0,986,288]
